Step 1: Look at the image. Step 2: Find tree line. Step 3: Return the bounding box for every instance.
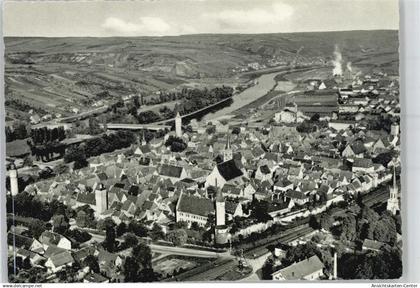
[105,86,234,125]
[28,126,67,162]
[64,130,137,169]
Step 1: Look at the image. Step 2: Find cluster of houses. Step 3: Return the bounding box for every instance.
[8,226,117,282]
[6,68,400,282]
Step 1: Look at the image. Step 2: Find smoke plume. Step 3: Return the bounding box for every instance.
[332,45,343,76]
[346,61,352,72]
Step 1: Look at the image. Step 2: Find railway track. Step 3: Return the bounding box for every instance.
[243,225,314,259]
[362,179,400,207]
[165,258,234,282]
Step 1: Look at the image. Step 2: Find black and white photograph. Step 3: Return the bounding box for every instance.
[2,0,403,283]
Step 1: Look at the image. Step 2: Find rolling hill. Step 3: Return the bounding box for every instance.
[4,30,399,119]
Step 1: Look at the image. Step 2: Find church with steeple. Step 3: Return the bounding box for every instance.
[223,134,233,162]
[387,167,400,215]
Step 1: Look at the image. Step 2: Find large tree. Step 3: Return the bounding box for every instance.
[167,229,188,246]
[103,226,117,252]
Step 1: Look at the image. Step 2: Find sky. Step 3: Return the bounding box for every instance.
[3,0,399,37]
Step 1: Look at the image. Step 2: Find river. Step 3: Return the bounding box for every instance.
[200,70,298,122]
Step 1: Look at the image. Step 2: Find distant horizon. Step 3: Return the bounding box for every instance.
[4,28,399,39]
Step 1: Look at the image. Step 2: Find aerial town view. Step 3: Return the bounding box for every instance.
[3,0,401,283]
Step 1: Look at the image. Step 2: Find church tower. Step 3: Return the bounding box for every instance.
[95,183,108,215]
[175,105,182,138]
[387,167,400,215]
[214,184,229,245]
[223,134,233,162]
[215,188,225,227]
[9,163,19,196]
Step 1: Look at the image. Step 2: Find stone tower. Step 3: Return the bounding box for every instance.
[9,163,19,196]
[215,188,225,227]
[95,183,108,214]
[387,166,400,215]
[223,134,233,162]
[175,106,182,138]
[214,185,229,245]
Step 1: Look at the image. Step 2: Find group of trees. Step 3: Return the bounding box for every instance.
[248,199,273,223]
[31,126,66,144]
[5,121,31,142]
[367,114,398,134]
[339,247,402,279]
[164,135,187,152]
[309,200,399,245]
[28,126,67,162]
[124,243,159,282]
[75,205,97,228]
[137,110,161,124]
[5,193,93,247]
[99,218,166,253]
[64,130,137,169]
[296,113,328,133]
[177,86,233,115]
[6,192,74,222]
[166,229,188,246]
[72,117,105,136]
[107,86,234,125]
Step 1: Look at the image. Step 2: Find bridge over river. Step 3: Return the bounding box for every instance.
[102,123,171,131]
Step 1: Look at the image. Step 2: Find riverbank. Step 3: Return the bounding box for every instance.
[201,66,316,122]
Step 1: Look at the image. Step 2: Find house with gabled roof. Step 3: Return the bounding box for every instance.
[15,248,46,266]
[221,183,243,198]
[255,165,273,182]
[243,182,257,200]
[75,192,96,210]
[158,164,188,184]
[205,159,245,188]
[274,178,294,193]
[7,233,44,254]
[287,166,304,181]
[134,145,152,156]
[97,249,123,278]
[285,190,310,206]
[176,192,214,227]
[342,141,366,158]
[121,199,137,217]
[72,246,97,264]
[225,200,244,220]
[45,250,74,273]
[352,158,375,173]
[39,231,72,250]
[271,255,324,280]
[268,197,294,216]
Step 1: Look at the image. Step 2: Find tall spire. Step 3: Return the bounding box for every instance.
[387,165,399,215]
[223,133,233,161]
